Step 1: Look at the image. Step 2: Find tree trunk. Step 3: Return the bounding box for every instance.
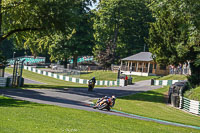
[63,58,68,68]
[73,54,78,69]
[111,6,120,64]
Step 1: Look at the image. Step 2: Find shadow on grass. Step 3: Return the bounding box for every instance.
[0,96,46,107]
[80,72,93,74]
[22,84,88,89]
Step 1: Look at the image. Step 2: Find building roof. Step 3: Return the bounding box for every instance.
[121,52,153,62]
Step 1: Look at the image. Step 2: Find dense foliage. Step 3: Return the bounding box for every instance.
[147,0,200,85]
[1,0,200,85]
[93,0,153,67]
[0,0,95,67]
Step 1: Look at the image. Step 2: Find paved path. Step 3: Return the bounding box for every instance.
[4,73,45,84]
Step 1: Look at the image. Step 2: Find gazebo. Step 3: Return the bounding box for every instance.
[120,52,169,76]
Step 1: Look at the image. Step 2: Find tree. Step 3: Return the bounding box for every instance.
[0,0,96,67]
[96,40,116,69]
[1,0,79,42]
[93,0,153,68]
[0,51,7,65]
[47,1,96,68]
[147,0,200,86]
[0,0,89,58]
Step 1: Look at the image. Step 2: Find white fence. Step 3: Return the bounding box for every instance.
[180,97,200,115]
[24,66,119,86]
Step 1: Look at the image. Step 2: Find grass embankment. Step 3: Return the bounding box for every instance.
[184,86,200,101]
[5,68,87,89]
[158,74,187,80]
[113,86,200,127]
[0,96,199,133]
[80,71,157,82]
[131,75,157,82]
[80,70,117,81]
[6,68,157,83]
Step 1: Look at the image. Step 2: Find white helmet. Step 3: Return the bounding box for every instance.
[111,95,116,100]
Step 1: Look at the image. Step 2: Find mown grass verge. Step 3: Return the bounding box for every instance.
[6,68,158,84]
[5,68,89,89]
[0,96,199,133]
[158,74,187,80]
[184,86,200,101]
[113,86,200,127]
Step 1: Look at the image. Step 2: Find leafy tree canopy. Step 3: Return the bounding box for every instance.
[93,0,153,68]
[147,0,200,85]
[0,0,95,61]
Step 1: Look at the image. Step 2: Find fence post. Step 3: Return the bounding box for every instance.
[179,96,183,109]
[6,78,11,87]
[151,79,154,85]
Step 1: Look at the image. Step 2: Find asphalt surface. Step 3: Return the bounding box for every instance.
[4,73,45,84]
[0,80,159,112]
[1,80,198,129]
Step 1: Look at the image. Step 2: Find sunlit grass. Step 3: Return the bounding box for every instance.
[0,96,198,133]
[114,86,200,127]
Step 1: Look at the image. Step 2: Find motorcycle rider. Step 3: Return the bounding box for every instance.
[91,77,96,87]
[93,95,116,110]
[88,77,96,91]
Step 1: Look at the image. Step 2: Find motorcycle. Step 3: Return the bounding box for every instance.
[93,96,116,111]
[88,80,94,91]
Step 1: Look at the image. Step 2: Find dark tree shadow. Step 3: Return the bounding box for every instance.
[22,84,88,89]
[0,96,47,107]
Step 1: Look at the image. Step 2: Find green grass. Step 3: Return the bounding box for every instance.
[158,74,187,80]
[184,86,200,101]
[6,68,157,83]
[113,86,200,127]
[131,75,157,82]
[5,68,88,89]
[0,96,199,133]
[79,71,157,82]
[80,70,118,81]
[4,68,200,131]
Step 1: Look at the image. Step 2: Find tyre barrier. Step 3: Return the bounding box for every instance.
[168,81,200,115]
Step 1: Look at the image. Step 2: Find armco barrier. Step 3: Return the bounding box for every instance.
[152,79,186,86]
[180,97,200,115]
[24,66,119,86]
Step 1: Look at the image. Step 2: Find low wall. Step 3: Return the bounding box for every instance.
[180,97,200,115]
[121,71,149,76]
[0,77,7,87]
[0,77,12,87]
[152,79,186,86]
[24,66,119,86]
